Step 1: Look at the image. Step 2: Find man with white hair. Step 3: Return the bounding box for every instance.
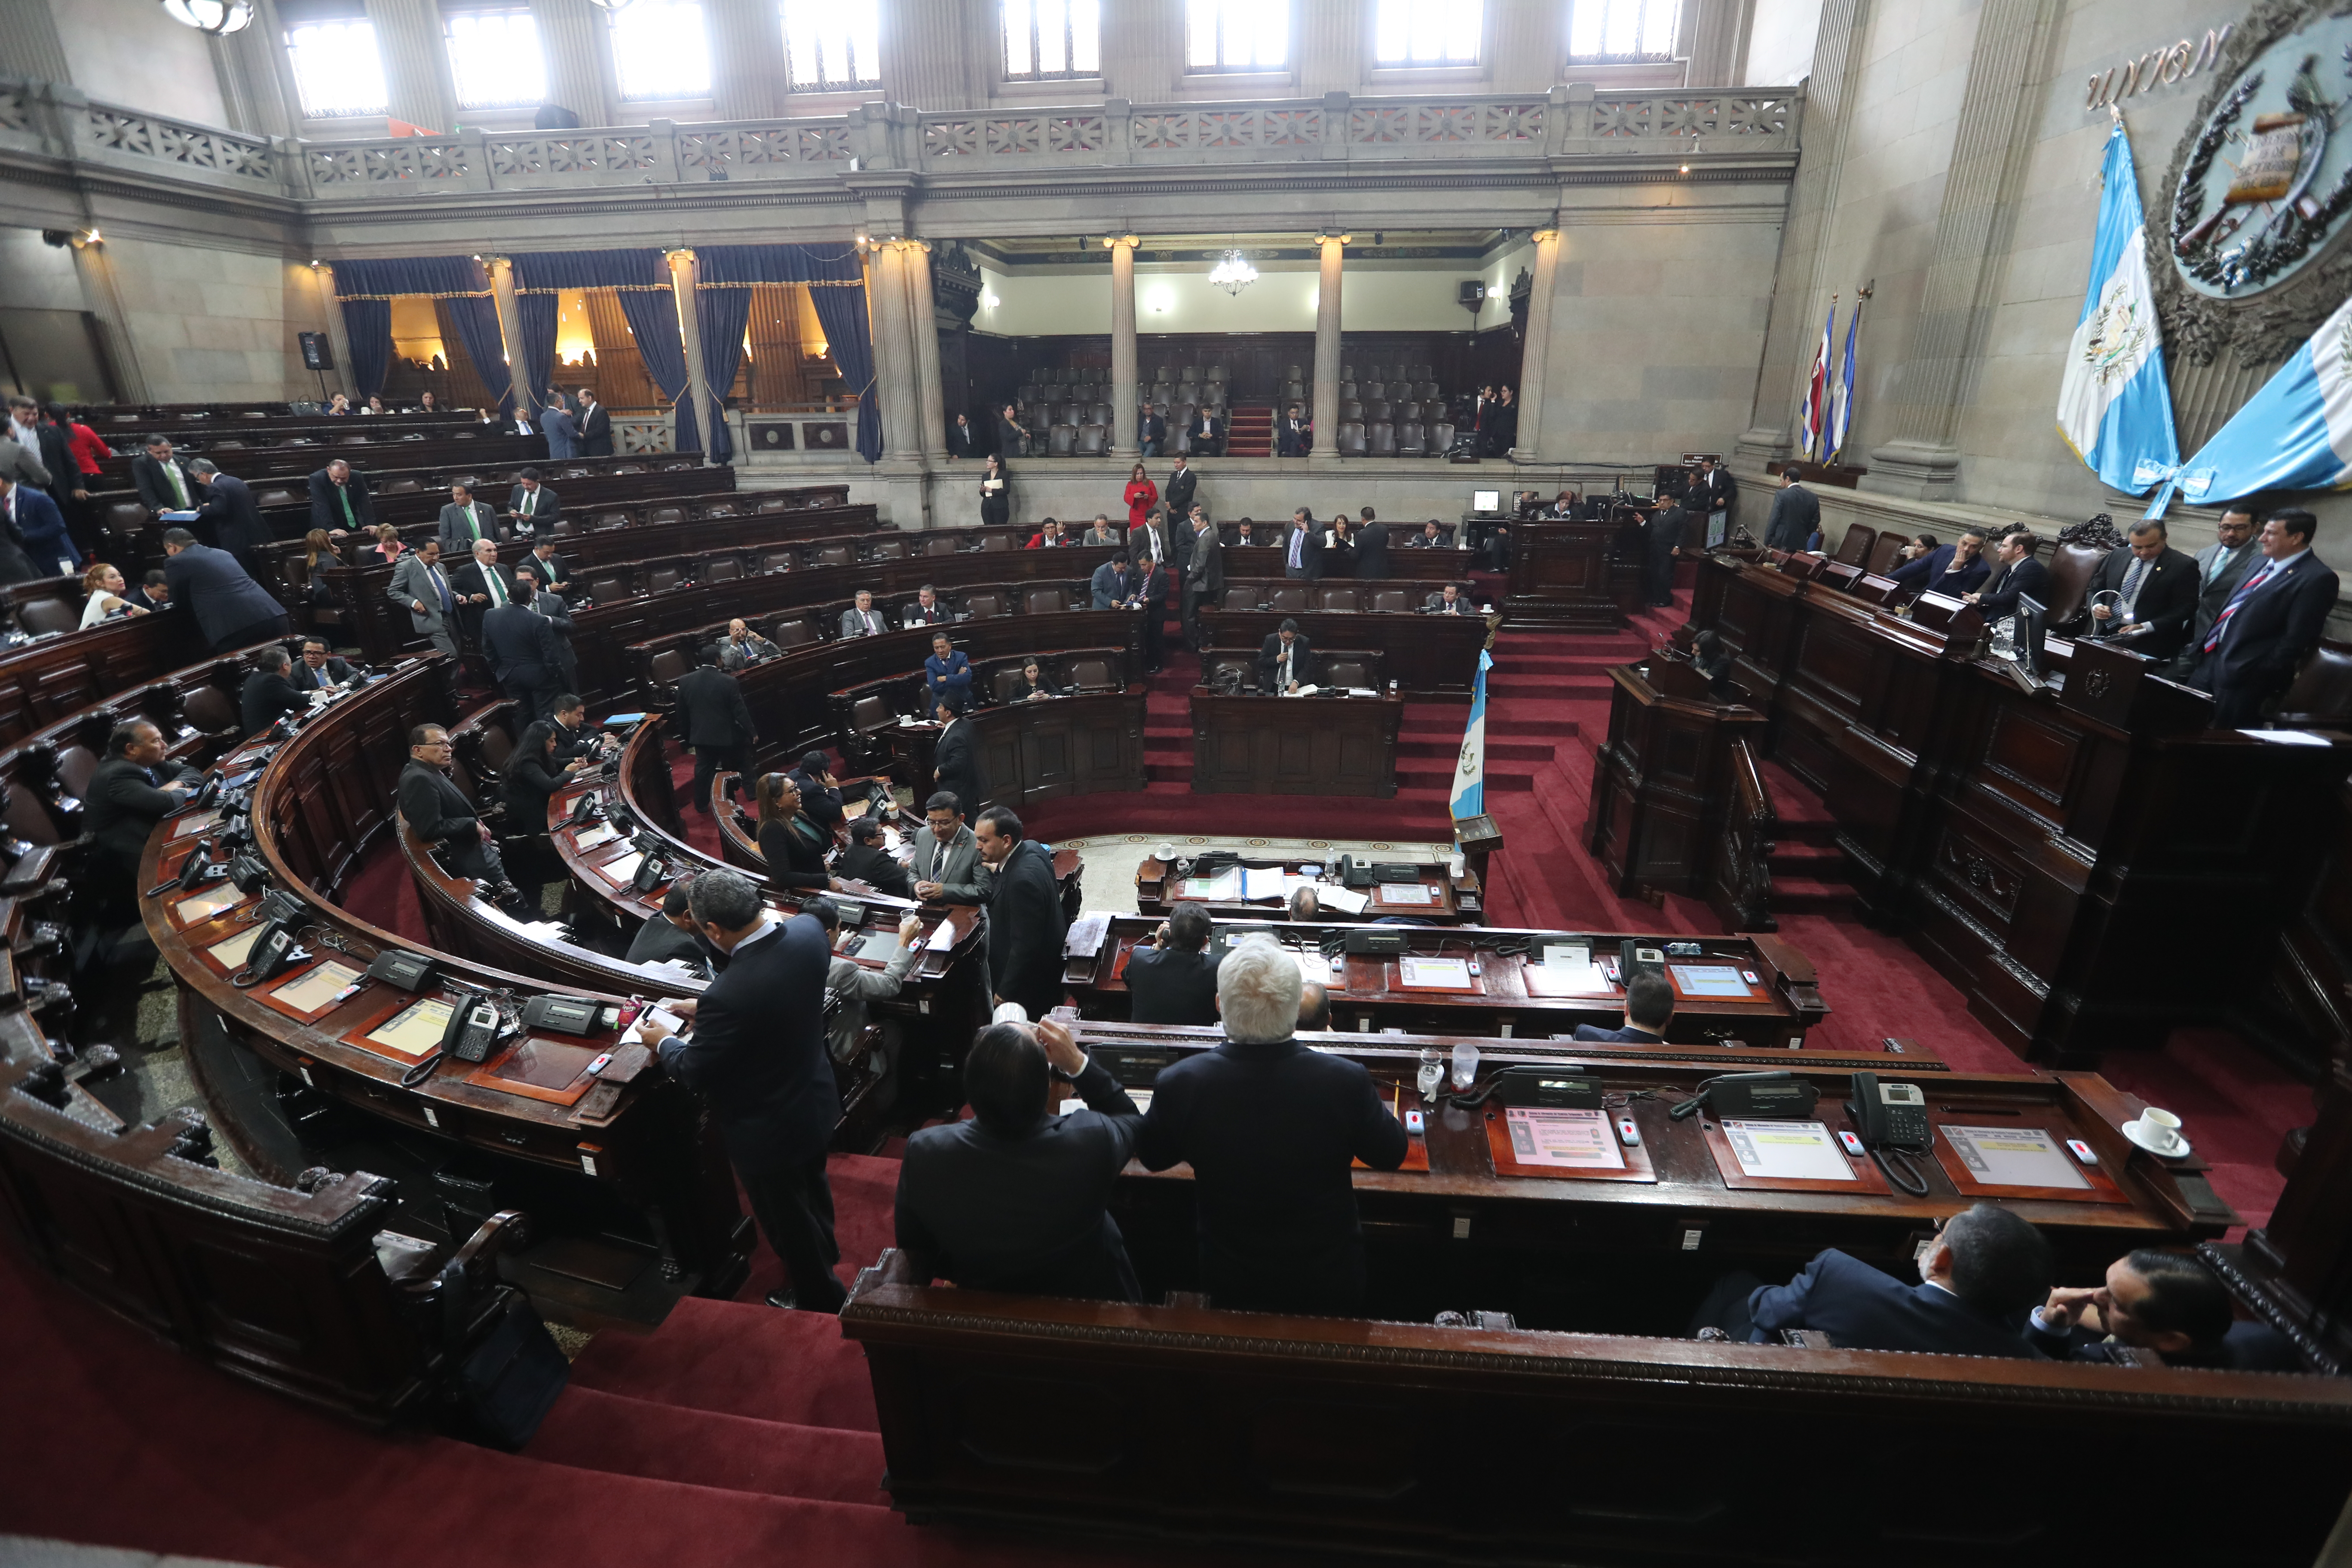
[1136,935,1409,1315]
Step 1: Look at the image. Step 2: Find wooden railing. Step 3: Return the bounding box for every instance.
[1706,735,1776,933]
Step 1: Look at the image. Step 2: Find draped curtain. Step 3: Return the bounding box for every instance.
[330,257,507,410]
[511,249,696,453]
[443,295,512,414]
[515,292,559,415]
[338,299,390,398]
[694,284,753,464]
[697,244,879,462]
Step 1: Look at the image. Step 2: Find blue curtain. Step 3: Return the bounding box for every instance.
[695,283,752,464]
[516,292,559,414]
[332,256,488,297]
[339,298,390,399]
[443,294,512,414]
[511,249,696,453]
[698,244,879,462]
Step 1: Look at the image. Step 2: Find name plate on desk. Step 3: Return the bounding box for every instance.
[1706,1118,1891,1194]
[1484,1105,1657,1182]
[1396,955,1479,992]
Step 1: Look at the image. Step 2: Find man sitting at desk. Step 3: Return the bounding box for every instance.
[1699,1202,2051,1357]
[1409,520,1449,549]
[1125,901,1220,1026]
[839,815,913,900]
[894,1013,1144,1301]
[1963,530,2053,622]
[802,895,922,1068]
[1572,973,1672,1044]
[841,590,888,638]
[1136,936,1411,1315]
[1090,552,1136,610]
[2027,1248,2294,1369]
[907,791,983,903]
[626,875,710,973]
[1425,583,1471,615]
[1257,618,1319,694]
[718,617,779,671]
[398,724,533,919]
[1887,526,1990,601]
[238,645,309,737]
[87,720,202,919]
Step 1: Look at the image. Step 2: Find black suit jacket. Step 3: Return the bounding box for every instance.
[932,717,986,816]
[1352,521,1389,579]
[1976,555,2053,621]
[946,421,981,458]
[86,755,201,882]
[509,483,560,531]
[1747,1249,2043,1357]
[985,837,1066,1017]
[837,841,913,900]
[197,475,272,554]
[895,1058,1143,1300]
[307,469,374,534]
[481,601,567,689]
[674,666,756,750]
[1763,483,1819,552]
[1570,1023,1665,1043]
[523,549,571,593]
[2206,551,2342,695]
[1280,525,1324,579]
[163,543,283,647]
[2085,545,2199,660]
[398,759,480,846]
[577,404,613,457]
[292,656,357,692]
[1136,1036,1410,1313]
[133,453,199,513]
[449,560,520,606]
[239,670,307,736]
[1257,633,1321,692]
[1163,466,1198,517]
[1699,467,1739,514]
[656,916,838,1174]
[1125,944,1220,1026]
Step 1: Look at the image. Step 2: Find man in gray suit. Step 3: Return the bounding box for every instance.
[2177,505,2264,675]
[435,481,504,558]
[1763,464,1820,553]
[388,537,460,656]
[839,588,888,637]
[906,790,985,903]
[541,399,579,461]
[1182,505,1222,652]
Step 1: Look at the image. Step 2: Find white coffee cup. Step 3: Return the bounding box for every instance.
[1156,842,1175,862]
[2135,1107,2184,1149]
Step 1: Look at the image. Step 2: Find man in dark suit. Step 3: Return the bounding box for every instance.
[1257,619,1320,693]
[1187,407,1225,458]
[523,539,572,600]
[1089,554,1136,609]
[1485,386,1518,456]
[1762,464,1819,553]
[1276,403,1311,457]
[946,413,981,459]
[1137,404,1167,457]
[575,389,613,457]
[1644,500,1686,608]
[901,583,949,628]
[625,876,710,971]
[1695,456,1738,547]
[540,398,579,461]
[1701,1202,2051,1357]
[161,528,287,652]
[86,719,202,916]
[547,693,615,766]
[187,461,271,571]
[931,705,989,835]
[449,538,521,649]
[1281,508,1323,580]
[483,583,569,719]
[638,871,846,1312]
[294,637,358,691]
[507,469,560,535]
[894,1014,1144,1300]
[1163,457,1198,523]
[908,791,984,902]
[974,805,1067,1019]
[790,750,845,832]
[238,645,309,737]
[1137,936,1409,1314]
[1352,509,1389,579]
[1127,510,1175,574]
[1425,583,1474,614]
[2180,506,2263,674]
[1126,901,1220,1026]
[2193,508,2341,727]
[1572,974,1672,1044]
[1888,527,1991,600]
[2078,521,2198,660]
[674,644,756,813]
[2025,1250,2249,1368]
[398,724,529,914]
[836,816,913,900]
[307,459,373,536]
[436,482,503,558]
[1136,554,1170,674]
[1965,530,2055,623]
[132,435,196,517]
[0,475,71,582]
[1182,507,1222,652]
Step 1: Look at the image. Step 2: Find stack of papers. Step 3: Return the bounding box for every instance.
[1241,867,1286,901]
[1317,885,1369,915]
[1179,866,1241,900]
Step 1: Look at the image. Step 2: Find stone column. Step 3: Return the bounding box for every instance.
[1313,233,1346,462]
[0,0,72,86]
[865,242,923,464]
[707,0,779,121]
[1510,227,1562,464]
[74,240,149,404]
[312,262,357,402]
[530,0,616,126]
[485,256,530,416]
[362,0,457,132]
[667,249,714,462]
[900,241,947,462]
[885,0,974,110]
[1108,235,1139,459]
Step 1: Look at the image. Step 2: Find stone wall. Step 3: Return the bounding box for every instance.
[95,238,313,404]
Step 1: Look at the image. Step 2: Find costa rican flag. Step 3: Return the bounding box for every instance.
[1798,301,1834,459]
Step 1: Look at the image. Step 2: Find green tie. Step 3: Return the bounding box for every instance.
[485,569,504,606]
[468,505,482,541]
[165,464,187,507]
[337,486,353,527]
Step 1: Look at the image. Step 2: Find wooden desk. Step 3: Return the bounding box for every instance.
[0,607,208,747]
[1065,914,1831,1046]
[1503,519,1635,629]
[1189,689,1402,797]
[1136,853,1481,923]
[871,691,1148,814]
[1194,604,1488,696]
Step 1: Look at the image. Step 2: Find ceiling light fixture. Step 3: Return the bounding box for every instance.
[1208,245,1257,297]
[161,0,254,34]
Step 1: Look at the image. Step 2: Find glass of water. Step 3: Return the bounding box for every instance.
[1451,1041,1480,1093]
[1416,1048,1443,1102]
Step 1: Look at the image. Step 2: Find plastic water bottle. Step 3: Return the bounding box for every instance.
[1451,1041,1481,1093]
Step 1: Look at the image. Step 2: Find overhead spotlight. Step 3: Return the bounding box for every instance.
[161,0,254,34]
[1680,163,1690,174]
[83,230,101,246]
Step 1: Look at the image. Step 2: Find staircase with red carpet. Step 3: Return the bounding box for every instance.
[1223,404,1273,456]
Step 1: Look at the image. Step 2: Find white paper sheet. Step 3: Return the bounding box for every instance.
[1241,867,1286,901]
[1316,885,1369,915]
[572,823,619,851]
[1504,1107,1626,1169]
[1398,956,1473,989]
[1671,962,1752,998]
[269,960,361,1016]
[172,885,243,925]
[368,997,455,1056]
[1179,867,1240,900]
[1940,1124,2091,1189]
[171,811,222,840]
[1377,883,1437,906]
[204,926,260,969]
[1722,1119,1856,1182]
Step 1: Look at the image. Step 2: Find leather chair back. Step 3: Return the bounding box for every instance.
[644,567,685,595]
[756,495,794,512]
[1024,586,1069,615]
[255,487,299,509]
[2275,643,2352,728]
[701,556,742,583]
[55,743,99,800]
[1047,426,1077,457]
[1268,587,1308,612]
[1339,400,1364,422]
[851,694,890,732]
[922,533,961,555]
[590,510,631,531]
[811,544,853,568]
[759,549,796,574]
[1370,589,1411,612]
[980,532,1013,551]
[1864,534,1904,576]
[1075,426,1107,456]
[1067,657,1113,690]
[1314,586,1362,612]
[771,614,819,648]
[1210,656,1254,691]
[700,501,739,519]
[991,667,1028,704]
[1396,422,1427,457]
[963,590,1007,619]
[585,570,630,603]
[475,724,514,778]
[1323,658,1369,689]
[867,538,908,561]
[1222,587,1255,609]
[1835,524,1877,566]
[1338,423,1366,457]
[646,506,685,527]
[2046,539,2108,622]
[1366,422,1396,457]
[18,598,78,637]
[648,649,691,686]
[183,686,239,736]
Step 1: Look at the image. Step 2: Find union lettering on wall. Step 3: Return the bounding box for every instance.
[2155,0,2352,366]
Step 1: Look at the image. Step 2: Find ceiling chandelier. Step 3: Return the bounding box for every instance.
[160,0,255,34]
[1208,246,1258,297]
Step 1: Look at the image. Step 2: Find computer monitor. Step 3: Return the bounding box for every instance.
[1471,489,1501,515]
[2015,593,2048,680]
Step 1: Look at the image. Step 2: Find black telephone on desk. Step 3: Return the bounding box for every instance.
[1846,1071,1932,1194]
[631,854,669,895]
[442,993,505,1063]
[149,838,216,897]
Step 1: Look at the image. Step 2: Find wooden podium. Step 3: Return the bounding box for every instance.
[1502,520,1634,630]
[1586,656,1774,929]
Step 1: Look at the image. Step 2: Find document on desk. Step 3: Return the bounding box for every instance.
[1316,884,1369,915]
[1505,1107,1626,1170]
[1670,963,1752,998]
[1397,955,1476,990]
[269,960,361,1017]
[1376,883,1437,906]
[368,997,456,1056]
[171,811,222,840]
[1941,1124,2089,1189]
[1722,1120,1855,1181]
[1542,943,1592,969]
[1063,1087,1152,1115]
[172,884,243,925]
[1180,867,1241,900]
[571,822,619,851]
[1241,867,1286,901]
[621,1005,689,1047]
[204,926,260,969]
[597,851,642,885]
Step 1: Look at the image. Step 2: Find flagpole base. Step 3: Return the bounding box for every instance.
[1861,439,1963,501]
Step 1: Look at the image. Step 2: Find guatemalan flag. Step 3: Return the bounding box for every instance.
[2055,120,2179,492]
[2144,291,2352,516]
[1450,647,1492,824]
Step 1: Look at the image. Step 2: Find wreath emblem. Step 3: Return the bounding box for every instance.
[2082,280,2152,385]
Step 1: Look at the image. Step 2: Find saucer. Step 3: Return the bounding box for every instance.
[2122,1119,2191,1158]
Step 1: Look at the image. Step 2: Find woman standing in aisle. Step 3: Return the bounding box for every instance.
[979,452,1011,528]
[1123,462,1158,531]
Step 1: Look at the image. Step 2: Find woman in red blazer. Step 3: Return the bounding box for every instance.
[1124,463,1158,530]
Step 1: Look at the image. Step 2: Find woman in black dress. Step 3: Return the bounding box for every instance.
[754,770,841,892]
[979,453,1011,528]
[502,720,581,900]
[1008,658,1056,702]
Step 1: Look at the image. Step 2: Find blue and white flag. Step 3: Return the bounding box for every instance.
[1450,648,1492,823]
[2055,121,2179,493]
[2144,291,2352,516]
[1799,303,1834,459]
[1827,298,1860,462]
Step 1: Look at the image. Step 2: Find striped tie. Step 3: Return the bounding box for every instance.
[2203,561,2275,652]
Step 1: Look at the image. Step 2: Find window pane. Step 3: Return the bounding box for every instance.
[287,19,388,117]
[1250,1,1287,67]
[1187,0,1218,67]
[1373,0,1408,63]
[447,10,545,110]
[1568,0,1602,58]
[848,0,879,83]
[1442,0,1482,61]
[783,6,821,85]
[1002,0,1034,75]
[1375,0,1481,65]
[781,0,879,89]
[611,0,711,99]
[1568,0,1681,61]
[1067,0,1098,73]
